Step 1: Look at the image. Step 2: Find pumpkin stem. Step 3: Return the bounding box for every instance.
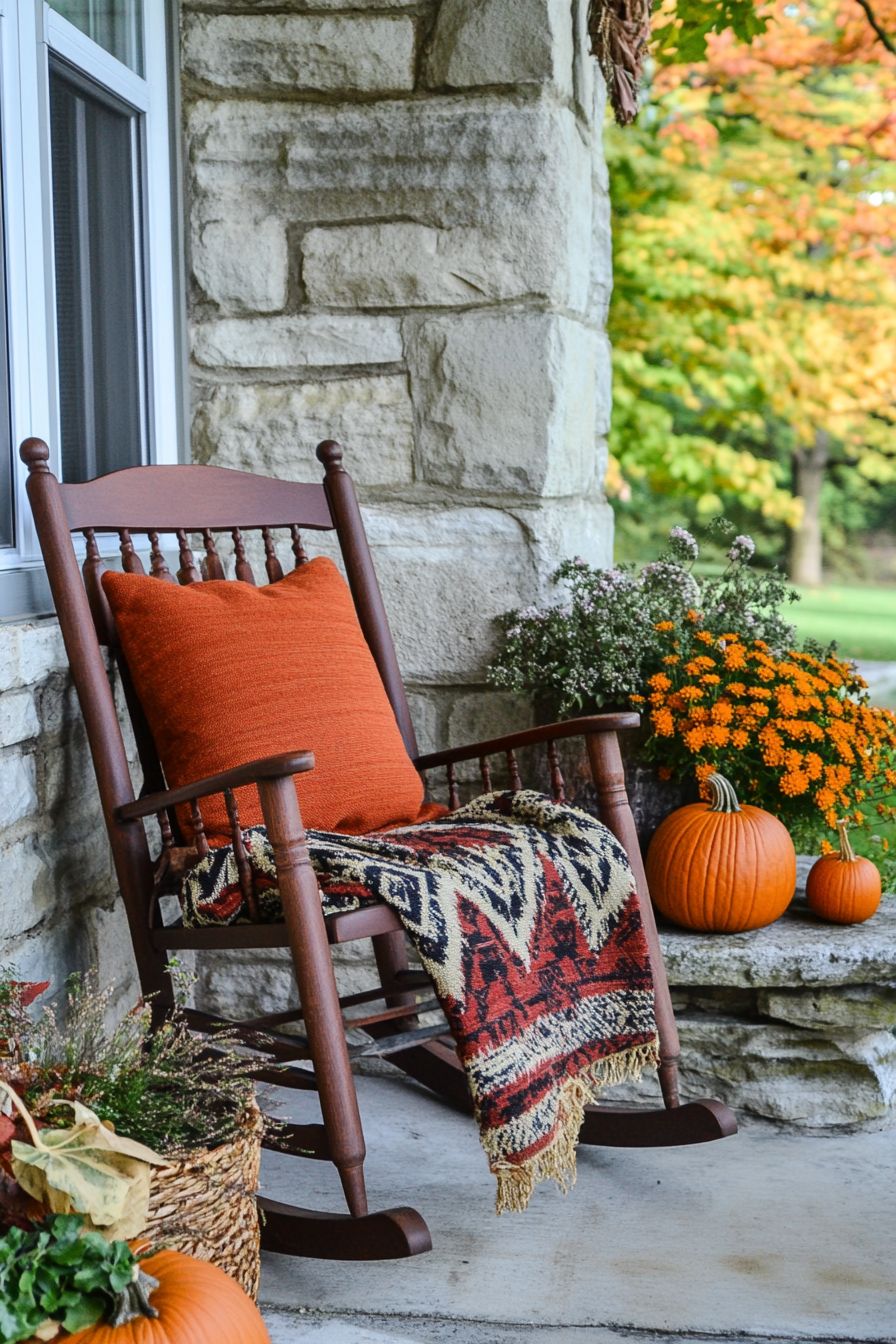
[706,773,741,814]
[835,818,857,863]
[108,1264,160,1326]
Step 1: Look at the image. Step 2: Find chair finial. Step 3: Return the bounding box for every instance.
[316,440,344,472]
[20,439,50,473]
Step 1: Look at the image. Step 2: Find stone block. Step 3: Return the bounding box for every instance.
[406,311,600,497]
[447,691,534,783]
[427,0,573,96]
[0,752,37,832]
[193,375,414,487]
[0,690,40,747]
[362,504,538,683]
[675,1015,896,1129]
[0,627,18,693]
[759,985,896,1032]
[17,621,67,684]
[511,495,614,592]
[1,917,94,999]
[89,903,140,1025]
[192,216,288,314]
[187,99,592,311]
[192,314,403,369]
[658,896,896,989]
[405,691,442,758]
[0,838,46,940]
[303,219,583,309]
[183,14,416,94]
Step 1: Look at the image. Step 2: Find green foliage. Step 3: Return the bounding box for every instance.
[0,1214,141,1342]
[608,0,896,568]
[1,968,256,1156]
[653,0,769,64]
[488,523,805,716]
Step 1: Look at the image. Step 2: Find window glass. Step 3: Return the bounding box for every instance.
[0,138,12,549]
[49,63,146,484]
[48,0,143,76]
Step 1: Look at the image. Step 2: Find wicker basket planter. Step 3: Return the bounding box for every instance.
[140,1100,263,1300]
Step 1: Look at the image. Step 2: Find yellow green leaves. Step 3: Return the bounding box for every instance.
[1,1085,165,1241]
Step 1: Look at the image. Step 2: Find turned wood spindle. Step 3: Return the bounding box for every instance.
[507,749,522,792]
[201,529,225,581]
[190,801,210,859]
[231,528,256,584]
[479,756,492,794]
[157,809,175,851]
[118,529,145,575]
[175,530,201,585]
[290,524,308,567]
[225,787,260,922]
[547,740,566,803]
[82,530,115,646]
[148,531,176,583]
[447,763,460,811]
[262,527,284,584]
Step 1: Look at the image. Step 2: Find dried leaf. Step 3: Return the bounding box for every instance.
[6,1096,165,1241]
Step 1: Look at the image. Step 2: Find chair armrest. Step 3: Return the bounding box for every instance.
[413,713,640,770]
[115,750,315,822]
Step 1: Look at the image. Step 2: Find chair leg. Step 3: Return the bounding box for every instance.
[257,777,369,1213]
[255,777,432,1259]
[585,730,683,1108]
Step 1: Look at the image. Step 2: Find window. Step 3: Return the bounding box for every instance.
[0,0,183,614]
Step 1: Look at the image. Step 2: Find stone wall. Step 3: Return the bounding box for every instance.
[0,620,138,1015]
[182,0,614,762]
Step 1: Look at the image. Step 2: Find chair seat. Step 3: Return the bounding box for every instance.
[149,900,402,951]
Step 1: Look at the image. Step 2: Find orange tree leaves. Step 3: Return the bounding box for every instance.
[608,0,896,544]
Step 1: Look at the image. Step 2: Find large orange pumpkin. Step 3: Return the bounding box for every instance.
[806,820,881,925]
[59,1250,270,1344]
[646,772,796,932]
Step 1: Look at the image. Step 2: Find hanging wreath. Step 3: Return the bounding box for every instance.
[588,0,653,126]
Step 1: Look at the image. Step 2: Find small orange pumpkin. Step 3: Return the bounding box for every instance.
[806,820,881,925]
[646,772,796,932]
[61,1249,270,1344]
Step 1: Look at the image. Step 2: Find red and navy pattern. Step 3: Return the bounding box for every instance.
[180,791,658,1207]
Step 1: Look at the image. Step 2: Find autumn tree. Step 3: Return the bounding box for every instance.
[607,0,896,581]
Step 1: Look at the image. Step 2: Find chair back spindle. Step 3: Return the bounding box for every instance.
[547,741,566,803]
[231,528,256,585]
[148,531,176,583]
[190,802,210,859]
[446,763,460,812]
[262,528,284,583]
[225,788,260,922]
[507,750,522,791]
[119,529,145,575]
[201,529,225,581]
[290,525,308,567]
[479,757,492,793]
[176,530,202,585]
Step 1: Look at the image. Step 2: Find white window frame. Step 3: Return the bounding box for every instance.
[0,0,180,585]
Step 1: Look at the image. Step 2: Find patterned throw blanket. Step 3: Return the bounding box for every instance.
[180,791,659,1212]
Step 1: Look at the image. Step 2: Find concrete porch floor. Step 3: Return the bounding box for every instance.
[257,1074,895,1344]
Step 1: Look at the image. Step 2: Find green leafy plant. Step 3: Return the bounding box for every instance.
[0,1214,157,1343]
[0,967,257,1157]
[488,523,807,717]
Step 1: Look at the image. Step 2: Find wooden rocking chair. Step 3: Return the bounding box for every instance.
[19,436,736,1263]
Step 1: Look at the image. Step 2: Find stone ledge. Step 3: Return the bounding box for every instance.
[658,895,896,990]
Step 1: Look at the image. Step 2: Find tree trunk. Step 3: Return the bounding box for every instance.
[789,431,828,586]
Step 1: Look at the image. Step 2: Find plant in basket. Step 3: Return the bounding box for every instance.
[0,968,266,1299]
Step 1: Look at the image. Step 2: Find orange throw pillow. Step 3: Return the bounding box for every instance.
[102,558,426,844]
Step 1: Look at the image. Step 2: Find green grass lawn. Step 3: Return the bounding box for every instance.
[792,585,896,661]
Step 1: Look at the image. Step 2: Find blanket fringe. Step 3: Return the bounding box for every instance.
[489,1035,660,1215]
